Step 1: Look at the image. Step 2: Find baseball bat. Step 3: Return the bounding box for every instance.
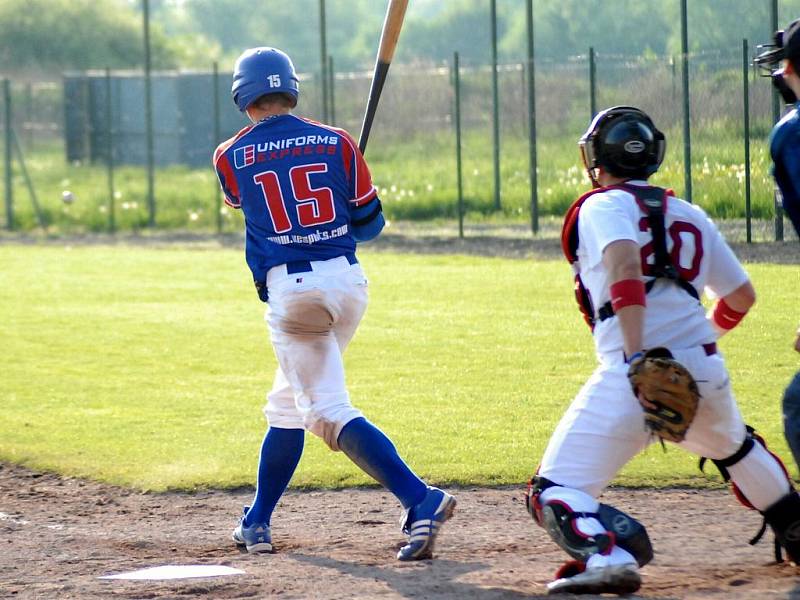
[357,0,409,154]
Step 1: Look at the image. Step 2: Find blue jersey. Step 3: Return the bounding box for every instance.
[770,102,800,238]
[214,114,378,280]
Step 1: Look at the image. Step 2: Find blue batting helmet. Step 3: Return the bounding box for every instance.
[231,47,299,112]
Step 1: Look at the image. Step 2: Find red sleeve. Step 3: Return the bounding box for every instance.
[211,126,254,209]
[213,150,241,209]
[336,129,378,207]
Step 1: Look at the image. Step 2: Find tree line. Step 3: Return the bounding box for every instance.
[2,0,799,78]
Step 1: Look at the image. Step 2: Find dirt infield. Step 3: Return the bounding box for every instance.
[1,463,798,599]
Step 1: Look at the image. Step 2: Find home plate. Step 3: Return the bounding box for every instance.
[99,565,245,580]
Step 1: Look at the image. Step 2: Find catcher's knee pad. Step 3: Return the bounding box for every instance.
[525,476,653,567]
[702,425,791,510]
[702,425,799,562]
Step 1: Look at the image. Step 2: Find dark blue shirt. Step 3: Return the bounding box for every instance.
[214,114,378,280]
[770,102,800,238]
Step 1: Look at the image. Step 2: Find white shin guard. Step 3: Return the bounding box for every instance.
[726,441,792,512]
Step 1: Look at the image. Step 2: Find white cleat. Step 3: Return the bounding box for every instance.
[546,564,641,595]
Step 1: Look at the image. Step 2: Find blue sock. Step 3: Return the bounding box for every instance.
[337,417,428,508]
[244,427,305,526]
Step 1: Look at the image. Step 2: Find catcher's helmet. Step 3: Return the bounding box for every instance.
[579,106,666,185]
[753,19,800,104]
[232,47,299,112]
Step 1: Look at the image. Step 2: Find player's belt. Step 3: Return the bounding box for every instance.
[285,252,358,275]
[702,342,717,356]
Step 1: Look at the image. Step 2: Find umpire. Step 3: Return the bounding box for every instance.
[756,18,800,473]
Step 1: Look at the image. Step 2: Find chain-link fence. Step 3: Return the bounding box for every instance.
[0,44,796,241]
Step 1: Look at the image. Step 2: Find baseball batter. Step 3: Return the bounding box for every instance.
[213,47,455,560]
[525,106,800,595]
[755,17,800,474]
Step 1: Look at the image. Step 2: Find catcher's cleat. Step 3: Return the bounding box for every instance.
[546,563,641,596]
[397,487,456,561]
[232,506,273,554]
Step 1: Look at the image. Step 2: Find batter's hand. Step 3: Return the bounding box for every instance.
[794,327,800,353]
[254,279,269,303]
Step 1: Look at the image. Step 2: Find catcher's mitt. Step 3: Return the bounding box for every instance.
[627,348,700,443]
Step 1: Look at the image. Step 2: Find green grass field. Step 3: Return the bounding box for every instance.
[1,245,797,491]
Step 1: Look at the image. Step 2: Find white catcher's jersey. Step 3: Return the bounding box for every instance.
[576,181,749,357]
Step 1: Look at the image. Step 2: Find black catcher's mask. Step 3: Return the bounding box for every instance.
[579,106,666,188]
[754,19,800,104]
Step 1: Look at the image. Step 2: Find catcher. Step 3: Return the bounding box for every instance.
[526,106,800,595]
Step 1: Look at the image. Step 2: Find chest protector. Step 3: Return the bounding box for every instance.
[561,183,699,331]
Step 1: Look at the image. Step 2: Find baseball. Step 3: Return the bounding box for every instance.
[61,190,74,204]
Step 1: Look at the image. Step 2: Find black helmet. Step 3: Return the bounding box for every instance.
[579,106,666,186]
[753,18,800,104]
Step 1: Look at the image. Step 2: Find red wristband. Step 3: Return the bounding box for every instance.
[712,298,747,331]
[609,278,646,312]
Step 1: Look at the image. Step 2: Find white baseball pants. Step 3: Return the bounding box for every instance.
[539,345,791,511]
[262,255,368,449]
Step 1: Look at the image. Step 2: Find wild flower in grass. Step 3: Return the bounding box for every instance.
[426,184,434,191]
[122,202,130,210]
[189,212,199,222]
[99,205,107,213]
[114,191,123,199]
[390,184,397,192]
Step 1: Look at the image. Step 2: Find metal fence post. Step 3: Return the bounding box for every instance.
[213,61,222,234]
[526,0,538,235]
[328,55,335,126]
[771,0,783,241]
[3,79,13,231]
[11,129,44,229]
[105,67,116,233]
[25,82,33,151]
[143,0,156,226]
[490,0,501,211]
[589,47,597,118]
[771,0,781,125]
[453,52,464,240]
[319,0,329,122]
[742,40,751,244]
[680,0,692,203]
